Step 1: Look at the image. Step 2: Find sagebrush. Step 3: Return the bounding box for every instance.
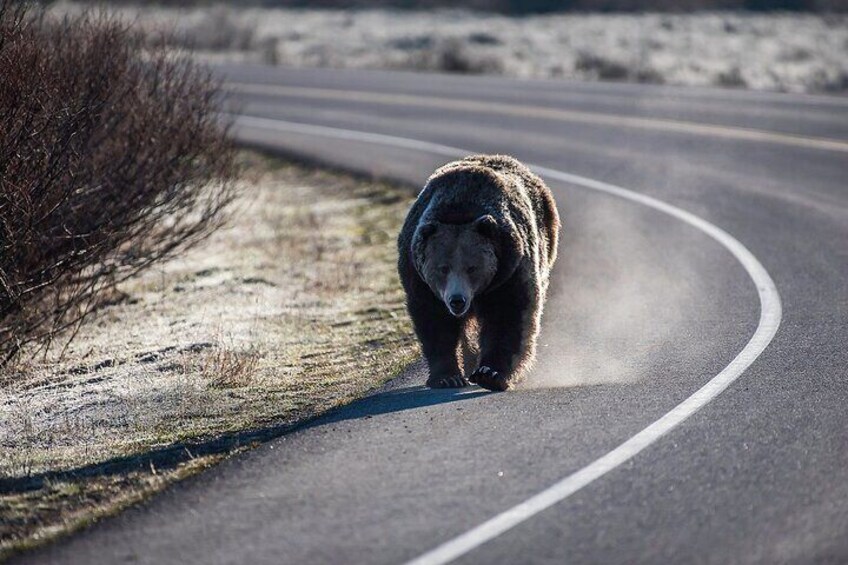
[0,2,236,365]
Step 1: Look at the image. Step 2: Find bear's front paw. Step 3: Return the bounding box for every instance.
[469,366,510,392]
[427,375,470,389]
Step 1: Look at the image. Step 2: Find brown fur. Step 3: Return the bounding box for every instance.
[397,154,560,391]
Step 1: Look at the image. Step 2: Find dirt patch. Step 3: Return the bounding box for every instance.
[0,152,418,558]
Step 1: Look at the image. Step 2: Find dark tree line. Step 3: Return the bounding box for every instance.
[58,0,847,13]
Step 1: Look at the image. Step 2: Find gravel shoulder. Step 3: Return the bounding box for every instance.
[0,152,417,559]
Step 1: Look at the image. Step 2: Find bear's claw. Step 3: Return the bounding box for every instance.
[469,366,510,392]
[427,375,470,389]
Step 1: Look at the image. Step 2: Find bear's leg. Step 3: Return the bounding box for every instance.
[470,279,538,392]
[408,291,468,389]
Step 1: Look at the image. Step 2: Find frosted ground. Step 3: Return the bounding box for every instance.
[51,2,848,93]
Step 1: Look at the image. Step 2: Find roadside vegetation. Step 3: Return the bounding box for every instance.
[0,1,236,366]
[0,153,418,558]
[0,3,418,557]
[49,2,848,94]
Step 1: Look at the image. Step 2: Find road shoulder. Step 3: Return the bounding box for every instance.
[0,152,418,560]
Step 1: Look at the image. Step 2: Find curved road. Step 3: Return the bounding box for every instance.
[18,66,848,564]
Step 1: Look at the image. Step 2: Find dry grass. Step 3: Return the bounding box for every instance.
[193,346,263,389]
[0,455,225,560]
[0,152,418,558]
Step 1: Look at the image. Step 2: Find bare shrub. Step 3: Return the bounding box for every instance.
[0,2,237,365]
[575,51,630,80]
[574,51,664,84]
[715,66,748,87]
[410,37,504,74]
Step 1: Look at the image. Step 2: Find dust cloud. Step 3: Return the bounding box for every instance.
[526,192,709,389]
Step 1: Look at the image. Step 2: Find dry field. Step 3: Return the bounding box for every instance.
[0,153,418,557]
[49,2,848,93]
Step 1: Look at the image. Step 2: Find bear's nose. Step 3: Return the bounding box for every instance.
[448,295,466,312]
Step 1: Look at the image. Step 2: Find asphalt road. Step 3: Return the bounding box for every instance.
[18,66,848,564]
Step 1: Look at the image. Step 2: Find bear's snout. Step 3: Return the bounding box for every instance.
[446,293,469,317]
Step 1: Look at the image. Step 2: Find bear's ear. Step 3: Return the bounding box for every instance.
[473,215,498,239]
[418,222,437,239]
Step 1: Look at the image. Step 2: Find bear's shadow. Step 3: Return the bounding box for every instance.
[307,385,490,428]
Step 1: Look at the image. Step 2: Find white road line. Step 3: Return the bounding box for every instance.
[232,115,783,565]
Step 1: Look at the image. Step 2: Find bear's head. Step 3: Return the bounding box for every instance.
[413,215,499,318]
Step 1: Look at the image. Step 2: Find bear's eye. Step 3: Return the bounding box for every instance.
[439,266,449,275]
[467,266,477,274]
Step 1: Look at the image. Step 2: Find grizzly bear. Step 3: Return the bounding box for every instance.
[397,155,560,391]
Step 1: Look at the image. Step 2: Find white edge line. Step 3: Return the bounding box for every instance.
[232,115,783,565]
